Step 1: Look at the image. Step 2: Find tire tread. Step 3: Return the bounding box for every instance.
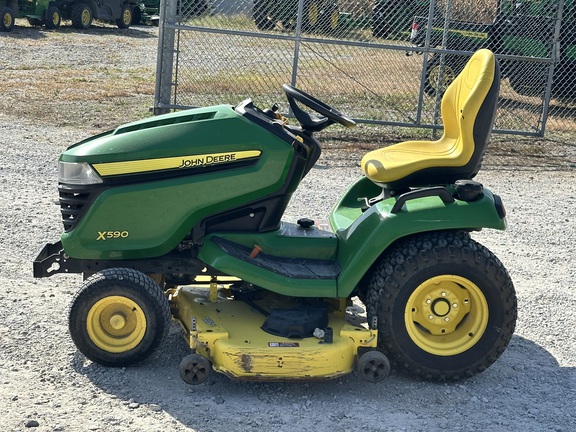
[69,268,171,367]
[365,230,517,381]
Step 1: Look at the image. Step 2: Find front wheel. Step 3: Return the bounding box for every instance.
[365,231,517,381]
[116,5,133,29]
[68,268,171,367]
[71,3,93,29]
[0,6,15,32]
[44,5,61,30]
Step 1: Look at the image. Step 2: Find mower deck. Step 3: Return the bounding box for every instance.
[169,285,378,381]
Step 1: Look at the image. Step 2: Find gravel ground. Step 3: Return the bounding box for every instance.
[1,22,576,432]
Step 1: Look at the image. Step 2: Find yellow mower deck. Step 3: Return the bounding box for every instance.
[169,285,378,381]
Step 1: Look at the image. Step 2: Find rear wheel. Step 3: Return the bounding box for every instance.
[71,3,93,29]
[116,5,132,29]
[131,5,142,25]
[0,6,15,32]
[69,268,171,366]
[319,3,339,35]
[365,231,517,381]
[302,0,320,32]
[45,5,61,30]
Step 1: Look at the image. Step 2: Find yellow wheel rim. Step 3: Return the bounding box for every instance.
[405,275,488,356]
[4,13,12,28]
[86,296,146,353]
[52,13,59,26]
[330,10,339,30]
[429,65,455,92]
[122,9,131,25]
[308,3,319,26]
[81,9,91,26]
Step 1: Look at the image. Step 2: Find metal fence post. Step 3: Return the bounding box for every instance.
[289,0,305,88]
[415,0,438,125]
[432,0,454,139]
[539,0,565,137]
[154,0,178,115]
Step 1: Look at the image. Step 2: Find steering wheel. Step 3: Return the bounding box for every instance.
[282,84,356,132]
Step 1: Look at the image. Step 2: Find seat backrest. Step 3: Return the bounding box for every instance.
[441,49,500,178]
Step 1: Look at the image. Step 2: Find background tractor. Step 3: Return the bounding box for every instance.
[1,0,60,30]
[252,0,341,34]
[0,0,143,31]
[410,0,576,100]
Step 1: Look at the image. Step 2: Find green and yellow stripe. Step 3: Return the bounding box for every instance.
[93,150,261,176]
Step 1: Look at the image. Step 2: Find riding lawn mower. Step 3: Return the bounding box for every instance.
[34,49,517,385]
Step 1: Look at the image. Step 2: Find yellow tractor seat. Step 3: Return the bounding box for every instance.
[362,49,500,190]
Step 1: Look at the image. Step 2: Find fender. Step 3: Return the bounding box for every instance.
[332,176,506,297]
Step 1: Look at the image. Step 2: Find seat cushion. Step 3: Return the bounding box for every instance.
[361,49,498,187]
[361,137,461,184]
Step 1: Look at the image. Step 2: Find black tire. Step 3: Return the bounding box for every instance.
[131,5,142,25]
[71,3,93,29]
[44,5,61,30]
[0,6,15,32]
[365,231,517,381]
[253,0,275,30]
[302,0,320,32]
[357,350,390,382]
[179,354,212,385]
[424,54,467,96]
[116,5,132,29]
[68,268,171,367]
[319,3,339,35]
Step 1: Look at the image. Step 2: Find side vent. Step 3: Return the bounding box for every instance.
[59,188,95,232]
[114,111,217,135]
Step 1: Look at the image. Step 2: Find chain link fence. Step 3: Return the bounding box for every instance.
[154,0,576,167]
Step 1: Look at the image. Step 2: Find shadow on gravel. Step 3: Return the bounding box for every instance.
[6,23,156,39]
[70,327,575,431]
[54,25,157,39]
[3,26,48,39]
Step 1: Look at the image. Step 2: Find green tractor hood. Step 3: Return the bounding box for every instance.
[58,104,301,260]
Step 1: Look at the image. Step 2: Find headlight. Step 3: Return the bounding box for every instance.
[59,162,103,185]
